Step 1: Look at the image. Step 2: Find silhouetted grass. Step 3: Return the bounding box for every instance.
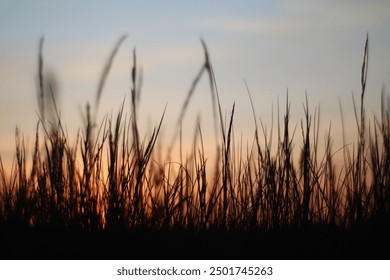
[1,34,390,259]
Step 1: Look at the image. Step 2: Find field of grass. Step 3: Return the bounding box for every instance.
[1,35,390,259]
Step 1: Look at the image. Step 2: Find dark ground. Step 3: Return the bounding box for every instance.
[1,223,389,259]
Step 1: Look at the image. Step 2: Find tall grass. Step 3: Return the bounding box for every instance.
[0,34,389,235]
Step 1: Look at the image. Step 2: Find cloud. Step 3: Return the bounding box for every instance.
[196,17,305,35]
[195,0,390,39]
[288,0,390,26]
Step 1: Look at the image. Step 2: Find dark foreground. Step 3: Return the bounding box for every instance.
[1,223,389,259]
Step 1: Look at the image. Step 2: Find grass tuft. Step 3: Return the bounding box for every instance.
[1,34,389,258]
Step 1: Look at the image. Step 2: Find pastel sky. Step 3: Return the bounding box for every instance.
[1,0,390,169]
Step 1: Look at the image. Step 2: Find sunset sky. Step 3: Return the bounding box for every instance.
[1,0,390,170]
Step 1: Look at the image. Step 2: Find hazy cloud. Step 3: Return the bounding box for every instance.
[195,0,390,38]
[196,17,306,35]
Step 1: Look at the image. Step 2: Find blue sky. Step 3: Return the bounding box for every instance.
[1,0,390,169]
